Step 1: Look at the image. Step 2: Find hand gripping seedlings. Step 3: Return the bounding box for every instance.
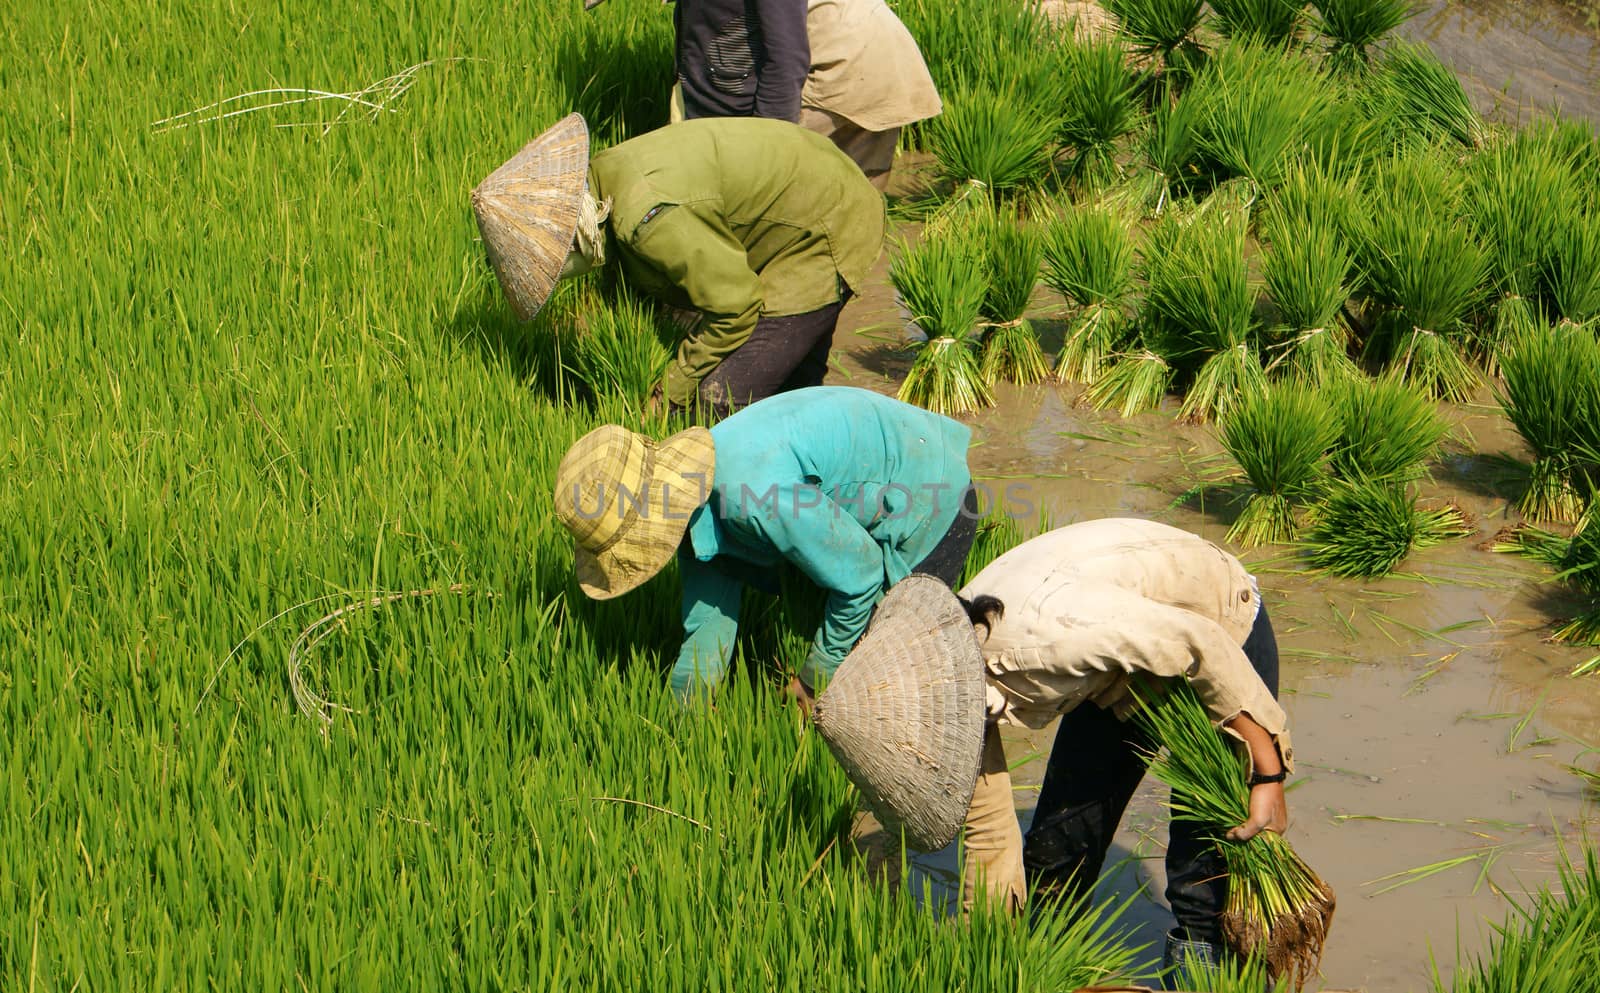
[1136,684,1335,991]
[889,231,995,415]
[975,211,1051,386]
[1496,324,1600,524]
[1326,376,1447,485]
[1042,204,1136,385]
[1305,478,1471,578]
[1219,384,1338,546]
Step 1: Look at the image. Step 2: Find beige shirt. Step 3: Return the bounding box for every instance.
[958,518,1293,770]
[801,0,942,131]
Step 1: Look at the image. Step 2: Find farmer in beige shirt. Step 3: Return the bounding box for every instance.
[956,518,1291,976]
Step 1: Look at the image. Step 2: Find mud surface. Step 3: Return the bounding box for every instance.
[826,218,1600,989]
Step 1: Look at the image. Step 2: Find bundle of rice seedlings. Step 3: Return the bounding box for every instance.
[1541,207,1600,329]
[889,233,995,415]
[1553,522,1600,644]
[1103,0,1207,76]
[1134,683,1335,991]
[1041,204,1137,384]
[1260,183,1359,386]
[1467,129,1584,345]
[1357,150,1490,400]
[1209,0,1307,45]
[1137,91,1204,214]
[926,85,1061,197]
[1305,478,1471,578]
[1497,324,1600,524]
[1082,348,1176,416]
[1326,377,1447,484]
[1188,42,1343,194]
[1311,0,1417,73]
[976,212,1051,385]
[566,290,673,408]
[1372,41,1488,149]
[1219,384,1339,545]
[1057,38,1143,190]
[1140,208,1267,422]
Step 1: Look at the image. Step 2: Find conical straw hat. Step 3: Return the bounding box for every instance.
[470,113,589,321]
[813,575,987,852]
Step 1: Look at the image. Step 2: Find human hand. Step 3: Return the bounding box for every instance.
[1227,781,1288,842]
[785,676,816,722]
[645,384,665,418]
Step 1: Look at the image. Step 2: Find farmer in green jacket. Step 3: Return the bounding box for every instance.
[471,113,884,416]
[551,386,977,702]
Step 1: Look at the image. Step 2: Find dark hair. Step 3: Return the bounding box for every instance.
[958,594,1005,636]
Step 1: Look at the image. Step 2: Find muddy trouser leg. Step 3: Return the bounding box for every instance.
[1165,600,1281,946]
[696,300,846,416]
[962,724,1028,914]
[909,485,980,587]
[1022,701,1155,915]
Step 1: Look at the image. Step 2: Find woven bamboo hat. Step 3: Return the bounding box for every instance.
[813,575,987,852]
[471,113,590,321]
[553,424,716,600]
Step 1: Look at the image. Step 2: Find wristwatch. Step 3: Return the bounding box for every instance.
[1248,770,1288,787]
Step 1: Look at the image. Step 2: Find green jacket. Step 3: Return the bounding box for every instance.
[588,118,885,405]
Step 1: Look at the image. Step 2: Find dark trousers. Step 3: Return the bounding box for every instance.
[910,485,980,587]
[1022,601,1281,946]
[696,296,848,417]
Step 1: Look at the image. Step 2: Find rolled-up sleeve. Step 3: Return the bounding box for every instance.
[673,555,745,701]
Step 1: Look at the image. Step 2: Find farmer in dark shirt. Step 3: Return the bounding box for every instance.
[674,0,810,122]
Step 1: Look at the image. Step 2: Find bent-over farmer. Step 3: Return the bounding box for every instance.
[552,386,977,704]
[955,518,1291,976]
[472,114,883,415]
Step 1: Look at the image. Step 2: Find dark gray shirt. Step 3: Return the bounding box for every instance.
[673,0,809,122]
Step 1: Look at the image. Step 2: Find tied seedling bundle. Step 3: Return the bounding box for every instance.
[1139,207,1266,422]
[1043,204,1137,385]
[1327,377,1447,484]
[976,210,1051,386]
[1372,41,1488,150]
[1496,324,1600,524]
[1056,38,1142,191]
[1135,683,1334,991]
[1542,203,1600,330]
[1260,164,1361,386]
[1306,478,1471,578]
[1311,0,1418,74]
[1208,0,1306,45]
[566,288,674,409]
[1190,42,1341,193]
[1220,383,1338,546]
[1104,0,1207,80]
[890,231,994,415]
[926,84,1060,197]
[1357,149,1489,400]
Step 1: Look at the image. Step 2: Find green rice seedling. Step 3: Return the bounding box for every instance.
[1311,0,1417,73]
[1209,0,1308,45]
[1326,377,1448,484]
[1496,324,1600,523]
[1541,207,1600,329]
[1082,348,1177,415]
[1190,42,1342,193]
[890,234,995,414]
[1219,384,1339,545]
[1138,91,1205,213]
[1357,150,1490,400]
[1306,479,1472,578]
[1042,204,1138,384]
[1373,41,1488,149]
[1134,683,1336,991]
[1259,175,1360,385]
[1104,0,1208,76]
[1170,953,1290,993]
[1057,38,1144,190]
[1140,209,1267,422]
[566,290,674,408]
[1553,523,1600,644]
[976,212,1051,385]
[926,84,1062,197]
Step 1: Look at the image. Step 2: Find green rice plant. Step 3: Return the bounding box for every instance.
[1138,90,1205,213]
[1082,348,1177,415]
[565,289,673,408]
[1140,209,1267,422]
[1357,150,1490,400]
[1326,377,1448,484]
[1373,41,1488,149]
[1541,207,1600,328]
[1496,324,1600,524]
[1057,39,1144,190]
[1134,683,1336,991]
[1042,204,1138,384]
[976,212,1051,385]
[1306,478,1472,577]
[1259,178,1360,385]
[1311,0,1417,72]
[1170,953,1290,993]
[1188,42,1342,192]
[1209,0,1308,45]
[926,84,1062,196]
[1552,522,1600,644]
[1219,384,1339,545]
[1104,0,1208,75]
[890,233,995,414]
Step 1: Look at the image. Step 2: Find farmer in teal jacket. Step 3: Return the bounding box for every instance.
[552,387,976,704]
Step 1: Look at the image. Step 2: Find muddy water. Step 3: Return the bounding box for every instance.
[827,246,1600,989]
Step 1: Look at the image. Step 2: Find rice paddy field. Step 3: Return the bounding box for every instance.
[4,0,1600,990]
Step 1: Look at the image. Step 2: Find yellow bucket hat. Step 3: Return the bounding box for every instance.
[553,424,717,600]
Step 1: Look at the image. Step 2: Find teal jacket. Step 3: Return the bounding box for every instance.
[672,387,972,699]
